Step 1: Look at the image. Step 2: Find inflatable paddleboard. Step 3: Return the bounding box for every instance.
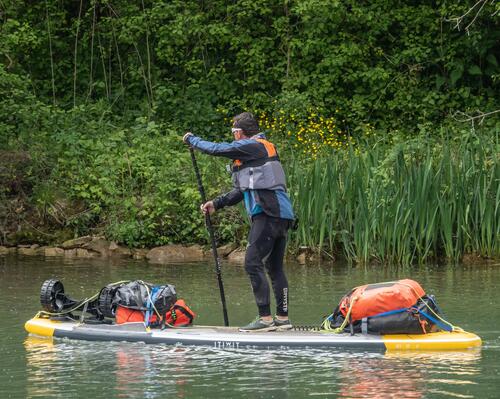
[25,317,481,351]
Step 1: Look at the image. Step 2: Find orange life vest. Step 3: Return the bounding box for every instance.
[231,138,286,191]
[165,299,195,327]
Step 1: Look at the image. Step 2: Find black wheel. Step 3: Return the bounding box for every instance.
[40,279,65,312]
[97,285,117,318]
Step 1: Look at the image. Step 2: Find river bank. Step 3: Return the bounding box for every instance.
[1,235,496,266]
[2,125,498,266]
[0,236,246,264]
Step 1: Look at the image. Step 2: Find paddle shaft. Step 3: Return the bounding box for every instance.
[189,147,230,326]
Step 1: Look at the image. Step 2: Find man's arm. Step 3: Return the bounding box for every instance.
[186,134,266,162]
[213,189,244,210]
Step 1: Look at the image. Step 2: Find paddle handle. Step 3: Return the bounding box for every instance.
[189,147,229,327]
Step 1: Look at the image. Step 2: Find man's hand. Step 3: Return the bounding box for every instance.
[201,201,216,215]
[183,132,193,144]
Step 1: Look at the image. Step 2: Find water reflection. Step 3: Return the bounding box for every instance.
[24,336,482,399]
[336,351,481,399]
[337,356,425,399]
[24,337,57,398]
[115,345,190,399]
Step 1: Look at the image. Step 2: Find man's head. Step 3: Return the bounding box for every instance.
[232,112,260,140]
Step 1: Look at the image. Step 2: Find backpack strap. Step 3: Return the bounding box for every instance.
[232,156,280,172]
[361,318,368,334]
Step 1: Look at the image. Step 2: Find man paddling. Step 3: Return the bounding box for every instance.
[183,112,294,332]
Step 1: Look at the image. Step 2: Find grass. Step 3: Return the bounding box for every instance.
[286,130,499,265]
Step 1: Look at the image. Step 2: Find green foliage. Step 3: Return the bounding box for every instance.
[37,110,242,247]
[0,1,498,130]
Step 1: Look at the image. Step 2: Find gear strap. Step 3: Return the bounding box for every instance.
[232,155,280,172]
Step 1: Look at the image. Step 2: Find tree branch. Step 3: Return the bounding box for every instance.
[73,0,84,107]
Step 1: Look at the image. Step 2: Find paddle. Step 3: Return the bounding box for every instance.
[188,146,230,327]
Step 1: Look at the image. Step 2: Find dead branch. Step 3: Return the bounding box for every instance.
[452,109,500,125]
[45,0,56,105]
[446,0,494,34]
[4,53,13,69]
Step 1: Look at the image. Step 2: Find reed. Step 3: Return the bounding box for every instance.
[286,131,499,265]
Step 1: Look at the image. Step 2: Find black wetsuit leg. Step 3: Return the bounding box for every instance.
[244,214,290,317]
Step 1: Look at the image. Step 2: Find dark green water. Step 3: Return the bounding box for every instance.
[1,255,499,398]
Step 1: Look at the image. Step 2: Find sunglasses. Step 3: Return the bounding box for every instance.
[231,128,243,134]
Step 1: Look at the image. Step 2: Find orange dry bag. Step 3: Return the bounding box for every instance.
[116,300,195,327]
[115,306,159,324]
[339,279,425,322]
[324,279,448,334]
